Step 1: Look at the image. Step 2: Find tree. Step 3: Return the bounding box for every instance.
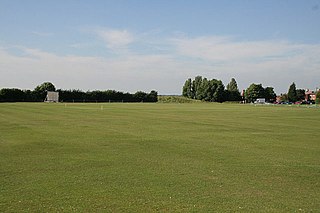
[192,76,203,100]
[146,90,158,102]
[197,78,210,100]
[34,82,56,101]
[296,89,305,101]
[182,78,192,98]
[245,83,265,103]
[0,88,26,102]
[226,78,238,92]
[207,79,219,101]
[226,78,241,101]
[213,81,225,102]
[201,78,212,101]
[182,76,228,102]
[133,91,147,102]
[288,82,297,102]
[264,87,276,103]
[316,90,320,104]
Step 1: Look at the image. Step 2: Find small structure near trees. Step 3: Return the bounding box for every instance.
[45,91,59,102]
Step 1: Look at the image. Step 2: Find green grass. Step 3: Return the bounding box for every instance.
[0,103,319,212]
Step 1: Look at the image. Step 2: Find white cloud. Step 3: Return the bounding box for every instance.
[96,29,135,50]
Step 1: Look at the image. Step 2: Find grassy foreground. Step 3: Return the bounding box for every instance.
[0,103,319,212]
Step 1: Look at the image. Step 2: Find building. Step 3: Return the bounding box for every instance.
[305,89,317,101]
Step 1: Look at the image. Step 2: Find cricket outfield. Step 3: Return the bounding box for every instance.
[0,103,319,212]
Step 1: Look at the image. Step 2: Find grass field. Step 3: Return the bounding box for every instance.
[0,103,319,212]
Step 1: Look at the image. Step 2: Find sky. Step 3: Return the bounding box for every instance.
[0,0,320,94]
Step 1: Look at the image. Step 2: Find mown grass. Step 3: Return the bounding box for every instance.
[0,103,319,212]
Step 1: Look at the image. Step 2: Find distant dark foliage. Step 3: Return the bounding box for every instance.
[0,82,158,103]
[58,89,157,102]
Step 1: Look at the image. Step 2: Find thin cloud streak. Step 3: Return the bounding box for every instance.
[31,31,53,37]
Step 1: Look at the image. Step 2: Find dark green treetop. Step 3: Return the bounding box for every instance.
[226,78,239,92]
[288,82,297,102]
[226,78,241,101]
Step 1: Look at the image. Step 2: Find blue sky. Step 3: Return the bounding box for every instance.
[1,0,320,94]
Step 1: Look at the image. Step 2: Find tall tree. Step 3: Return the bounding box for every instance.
[192,76,203,100]
[288,82,297,102]
[197,78,210,100]
[213,81,225,102]
[226,78,239,92]
[226,78,241,101]
[208,79,220,101]
[182,78,193,98]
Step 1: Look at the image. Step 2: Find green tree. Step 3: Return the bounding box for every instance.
[245,83,265,103]
[133,91,147,102]
[296,89,305,101]
[288,82,297,102]
[264,87,276,103]
[192,76,203,100]
[226,78,241,101]
[34,82,56,92]
[201,78,212,101]
[226,78,238,92]
[146,90,158,102]
[197,78,210,100]
[213,81,225,102]
[182,78,193,98]
[207,79,220,101]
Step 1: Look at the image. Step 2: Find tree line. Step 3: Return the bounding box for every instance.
[182,76,276,103]
[0,82,158,102]
[182,76,320,104]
